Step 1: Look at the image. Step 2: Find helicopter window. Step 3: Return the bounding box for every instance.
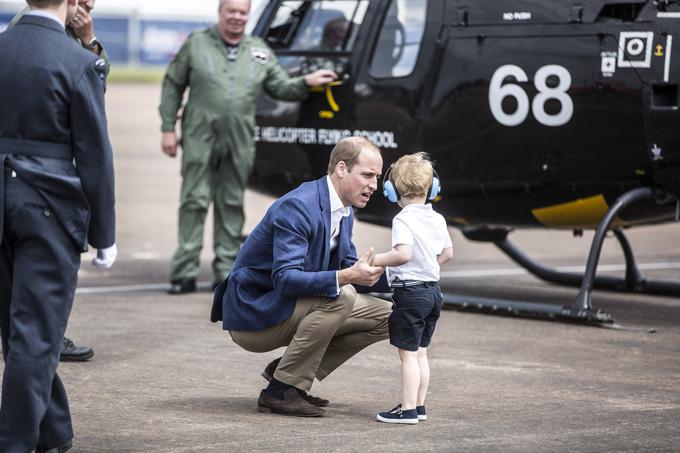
[596,3,644,22]
[369,0,427,78]
[265,0,369,52]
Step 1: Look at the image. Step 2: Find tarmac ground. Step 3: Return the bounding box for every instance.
[2,85,680,452]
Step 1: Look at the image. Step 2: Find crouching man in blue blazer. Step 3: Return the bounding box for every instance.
[212,137,391,417]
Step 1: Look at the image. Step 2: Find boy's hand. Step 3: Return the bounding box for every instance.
[360,247,375,266]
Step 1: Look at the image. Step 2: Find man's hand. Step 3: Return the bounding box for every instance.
[161,131,178,157]
[69,6,96,46]
[92,244,117,269]
[304,69,338,87]
[338,247,385,287]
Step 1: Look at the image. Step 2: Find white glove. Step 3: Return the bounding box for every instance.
[92,243,117,269]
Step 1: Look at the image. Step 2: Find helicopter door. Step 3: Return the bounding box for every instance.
[643,23,680,196]
[256,0,369,125]
[252,0,371,187]
[351,0,443,158]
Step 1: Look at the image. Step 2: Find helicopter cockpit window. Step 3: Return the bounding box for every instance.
[265,0,369,52]
[369,0,427,78]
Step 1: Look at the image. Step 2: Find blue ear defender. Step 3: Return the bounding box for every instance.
[383,179,399,203]
[383,163,442,203]
[382,163,400,202]
[428,169,441,201]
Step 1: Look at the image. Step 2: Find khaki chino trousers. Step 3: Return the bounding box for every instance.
[230,285,391,392]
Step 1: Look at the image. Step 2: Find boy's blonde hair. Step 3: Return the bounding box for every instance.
[390,152,434,199]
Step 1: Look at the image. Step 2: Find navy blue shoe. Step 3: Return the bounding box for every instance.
[416,405,427,421]
[376,404,418,424]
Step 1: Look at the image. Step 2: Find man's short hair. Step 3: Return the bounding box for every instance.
[27,0,64,7]
[219,0,251,11]
[390,152,434,199]
[327,137,380,174]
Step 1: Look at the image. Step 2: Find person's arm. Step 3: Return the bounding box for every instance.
[372,216,414,268]
[70,57,116,251]
[271,199,384,297]
[340,220,387,292]
[271,199,340,298]
[263,48,337,100]
[337,248,385,287]
[67,5,110,74]
[437,219,454,265]
[372,244,412,268]
[437,246,453,265]
[159,37,192,157]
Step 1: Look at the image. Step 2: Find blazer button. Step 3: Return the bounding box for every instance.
[44,208,51,217]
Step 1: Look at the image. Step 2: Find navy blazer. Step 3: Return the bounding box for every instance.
[221,177,360,331]
[0,15,115,250]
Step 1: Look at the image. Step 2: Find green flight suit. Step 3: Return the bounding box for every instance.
[159,26,308,284]
[9,6,111,76]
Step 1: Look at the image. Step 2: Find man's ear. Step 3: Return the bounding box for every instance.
[336,161,347,177]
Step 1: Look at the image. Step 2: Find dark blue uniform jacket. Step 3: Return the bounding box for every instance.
[0,15,115,251]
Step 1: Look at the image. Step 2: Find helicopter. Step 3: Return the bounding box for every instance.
[245,0,680,326]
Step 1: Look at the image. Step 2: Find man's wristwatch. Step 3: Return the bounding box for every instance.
[85,37,100,51]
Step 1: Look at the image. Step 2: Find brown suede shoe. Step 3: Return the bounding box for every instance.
[261,358,330,407]
[257,388,326,417]
[298,389,330,407]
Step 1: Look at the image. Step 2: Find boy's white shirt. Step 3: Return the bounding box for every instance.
[386,203,452,285]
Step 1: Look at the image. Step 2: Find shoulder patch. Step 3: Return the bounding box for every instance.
[251,47,270,65]
[94,58,107,80]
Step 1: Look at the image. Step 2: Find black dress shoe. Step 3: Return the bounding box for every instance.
[168,279,196,295]
[35,438,73,453]
[257,388,325,417]
[60,337,94,362]
[261,358,329,407]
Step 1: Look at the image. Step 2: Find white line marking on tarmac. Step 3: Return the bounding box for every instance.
[75,262,680,294]
[75,282,213,295]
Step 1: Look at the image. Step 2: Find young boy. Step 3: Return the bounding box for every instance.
[372,152,453,424]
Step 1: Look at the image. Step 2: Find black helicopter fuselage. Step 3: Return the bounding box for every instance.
[249,0,680,230]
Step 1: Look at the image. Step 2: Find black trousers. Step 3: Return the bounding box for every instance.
[0,171,79,452]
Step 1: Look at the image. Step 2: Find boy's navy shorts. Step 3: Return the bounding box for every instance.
[388,281,443,352]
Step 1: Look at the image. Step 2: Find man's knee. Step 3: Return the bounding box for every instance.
[180,195,209,213]
[228,330,274,353]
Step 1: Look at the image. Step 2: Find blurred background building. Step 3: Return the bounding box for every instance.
[0,0,266,66]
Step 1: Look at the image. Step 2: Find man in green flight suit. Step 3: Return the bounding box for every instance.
[8,0,109,363]
[160,0,337,294]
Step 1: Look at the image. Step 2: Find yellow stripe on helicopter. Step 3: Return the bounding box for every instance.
[531,194,625,228]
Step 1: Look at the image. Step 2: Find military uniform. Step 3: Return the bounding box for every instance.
[0,14,115,452]
[9,5,110,363]
[159,26,308,285]
[9,6,111,76]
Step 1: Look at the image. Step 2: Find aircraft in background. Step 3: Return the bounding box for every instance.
[248,0,680,326]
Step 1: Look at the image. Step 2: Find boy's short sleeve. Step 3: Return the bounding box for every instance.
[391,217,414,248]
[440,216,453,249]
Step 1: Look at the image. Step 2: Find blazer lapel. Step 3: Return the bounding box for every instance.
[317,177,331,271]
[331,213,351,270]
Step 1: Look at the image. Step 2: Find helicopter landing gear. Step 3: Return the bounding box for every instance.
[447,187,675,328]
